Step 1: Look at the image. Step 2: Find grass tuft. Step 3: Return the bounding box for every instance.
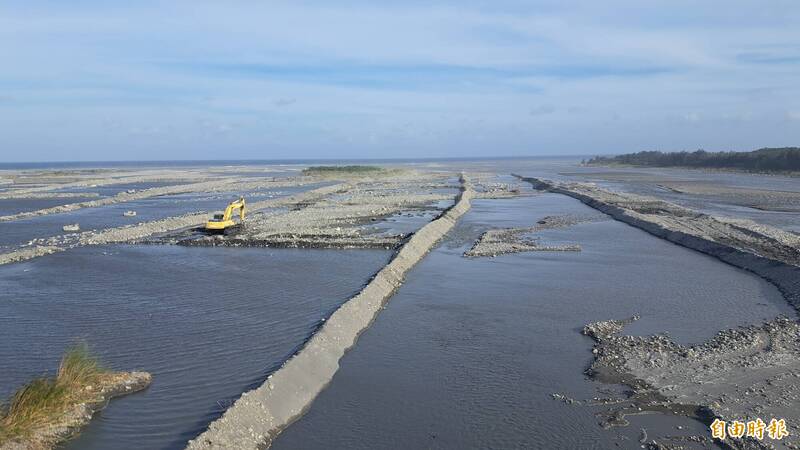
[57,343,104,389]
[0,343,108,443]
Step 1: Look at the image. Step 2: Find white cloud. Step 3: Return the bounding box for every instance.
[274,98,297,107]
[1,1,799,160]
[683,112,701,122]
[529,105,556,116]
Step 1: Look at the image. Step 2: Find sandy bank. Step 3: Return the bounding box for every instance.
[0,372,151,450]
[185,176,474,450]
[0,178,316,222]
[584,316,800,449]
[0,169,215,200]
[0,193,100,200]
[0,184,348,266]
[178,235,403,250]
[464,214,601,257]
[177,172,457,250]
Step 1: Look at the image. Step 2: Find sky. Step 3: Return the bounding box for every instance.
[1,1,799,162]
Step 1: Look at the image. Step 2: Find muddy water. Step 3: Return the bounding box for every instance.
[0,183,320,250]
[0,245,390,449]
[274,190,792,449]
[561,167,800,232]
[426,158,800,232]
[551,165,800,232]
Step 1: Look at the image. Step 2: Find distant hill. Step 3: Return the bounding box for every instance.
[585,147,800,173]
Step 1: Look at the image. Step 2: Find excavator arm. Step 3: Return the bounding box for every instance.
[222,197,246,221]
[205,197,246,233]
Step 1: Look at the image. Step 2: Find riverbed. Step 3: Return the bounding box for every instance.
[274,189,793,449]
[0,159,797,449]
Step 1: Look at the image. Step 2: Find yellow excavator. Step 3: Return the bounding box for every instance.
[205,197,246,234]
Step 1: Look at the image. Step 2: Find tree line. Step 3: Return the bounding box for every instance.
[585,147,800,173]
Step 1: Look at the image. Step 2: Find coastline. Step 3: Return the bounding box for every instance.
[581,162,800,178]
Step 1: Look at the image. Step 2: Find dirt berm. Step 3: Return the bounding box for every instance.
[186,177,474,450]
[0,184,348,266]
[0,178,314,222]
[515,176,800,311]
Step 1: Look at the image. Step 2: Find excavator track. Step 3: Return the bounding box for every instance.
[222,224,244,236]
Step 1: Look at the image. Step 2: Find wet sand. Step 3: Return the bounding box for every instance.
[464,214,600,256]
[585,316,800,449]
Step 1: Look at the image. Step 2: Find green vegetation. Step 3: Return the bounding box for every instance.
[585,147,800,173]
[302,165,385,175]
[0,344,107,443]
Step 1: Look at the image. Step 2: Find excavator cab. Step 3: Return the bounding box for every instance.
[205,197,246,234]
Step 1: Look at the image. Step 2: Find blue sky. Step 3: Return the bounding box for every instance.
[1,1,799,161]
